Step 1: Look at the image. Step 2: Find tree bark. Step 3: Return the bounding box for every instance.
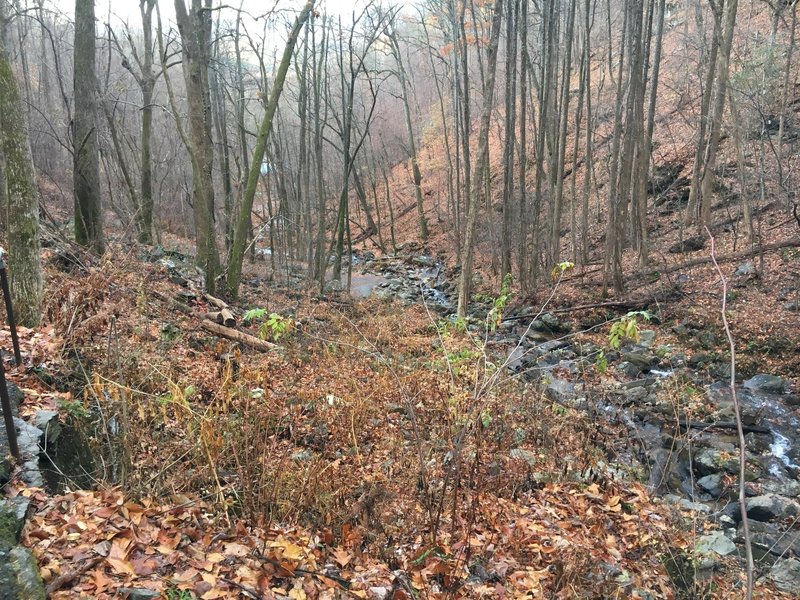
[0,2,43,326]
[226,1,313,298]
[174,0,220,292]
[456,0,504,317]
[73,0,104,254]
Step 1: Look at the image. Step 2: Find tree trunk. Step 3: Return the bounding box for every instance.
[73,0,104,254]
[0,3,42,326]
[698,0,739,227]
[226,1,313,298]
[388,25,427,242]
[174,0,220,292]
[456,0,504,317]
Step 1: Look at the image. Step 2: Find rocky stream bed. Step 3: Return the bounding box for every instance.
[342,248,800,593]
[2,247,799,596]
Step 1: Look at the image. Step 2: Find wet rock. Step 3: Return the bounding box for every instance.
[743,374,786,395]
[770,557,800,594]
[745,494,800,522]
[695,531,737,557]
[0,544,46,600]
[693,448,734,477]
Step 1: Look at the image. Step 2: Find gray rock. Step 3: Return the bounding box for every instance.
[735,262,756,277]
[0,498,30,546]
[693,448,733,477]
[531,313,570,334]
[695,531,737,556]
[544,377,575,404]
[784,301,799,312]
[291,449,314,462]
[509,448,537,467]
[745,494,800,522]
[697,474,724,498]
[664,494,712,514]
[770,558,800,594]
[762,479,800,498]
[743,374,786,394]
[0,383,23,417]
[0,544,46,600]
[743,520,800,558]
[621,351,657,370]
[638,330,656,348]
[615,362,642,378]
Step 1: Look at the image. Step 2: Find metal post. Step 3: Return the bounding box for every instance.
[0,248,22,366]
[0,351,20,459]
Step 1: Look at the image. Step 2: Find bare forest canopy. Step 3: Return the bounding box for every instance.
[1,0,800,315]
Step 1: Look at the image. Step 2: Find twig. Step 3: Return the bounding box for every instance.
[218,577,265,600]
[705,225,754,600]
[251,550,352,589]
[45,556,104,595]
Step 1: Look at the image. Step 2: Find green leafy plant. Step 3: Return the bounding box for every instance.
[608,311,651,350]
[59,398,89,420]
[595,349,609,374]
[550,260,575,281]
[487,273,513,332]
[165,590,195,600]
[243,307,292,342]
[242,307,267,323]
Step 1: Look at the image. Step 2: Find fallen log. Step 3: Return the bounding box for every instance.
[200,319,277,351]
[201,309,236,327]
[204,294,230,311]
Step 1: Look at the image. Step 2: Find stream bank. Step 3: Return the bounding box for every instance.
[350,252,800,593]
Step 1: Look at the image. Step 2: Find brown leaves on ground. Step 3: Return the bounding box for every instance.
[2,245,794,599]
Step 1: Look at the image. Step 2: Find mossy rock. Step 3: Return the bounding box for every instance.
[0,543,46,600]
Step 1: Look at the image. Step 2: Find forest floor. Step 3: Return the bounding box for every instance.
[1,208,799,599]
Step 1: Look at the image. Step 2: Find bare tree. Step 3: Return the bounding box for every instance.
[0,0,42,325]
[73,0,104,253]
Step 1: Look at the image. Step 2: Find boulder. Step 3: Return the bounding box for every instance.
[530,313,570,334]
[743,520,800,558]
[0,383,23,416]
[544,377,575,404]
[743,374,786,395]
[0,498,30,546]
[697,474,724,498]
[621,351,657,370]
[695,531,737,557]
[0,544,46,600]
[770,558,800,595]
[745,494,800,522]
